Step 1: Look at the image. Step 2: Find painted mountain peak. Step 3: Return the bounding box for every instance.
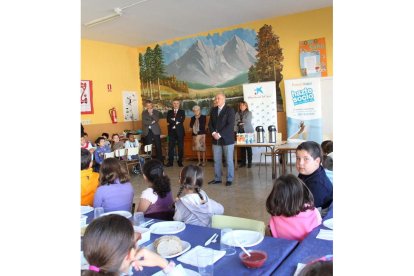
[166,35,257,86]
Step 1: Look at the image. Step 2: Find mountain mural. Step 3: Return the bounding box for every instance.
[166,35,257,86]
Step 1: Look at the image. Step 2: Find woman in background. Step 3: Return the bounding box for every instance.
[189,105,207,166]
[234,101,254,168]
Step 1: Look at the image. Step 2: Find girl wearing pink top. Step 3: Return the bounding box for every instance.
[266,174,321,241]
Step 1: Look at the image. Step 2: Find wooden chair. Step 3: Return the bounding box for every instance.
[115,148,139,175]
[211,215,265,235]
[136,144,153,172]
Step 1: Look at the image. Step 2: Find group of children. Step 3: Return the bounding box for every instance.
[81,139,333,275]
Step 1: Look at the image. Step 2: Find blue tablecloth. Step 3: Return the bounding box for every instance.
[272,204,333,275]
[133,222,298,276]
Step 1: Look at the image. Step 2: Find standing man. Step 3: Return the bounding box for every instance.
[165,99,185,167]
[142,100,163,162]
[208,93,235,186]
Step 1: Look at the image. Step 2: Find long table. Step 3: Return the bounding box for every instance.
[273,204,333,275]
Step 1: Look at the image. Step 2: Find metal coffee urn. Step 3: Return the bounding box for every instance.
[268,125,277,143]
[256,126,265,143]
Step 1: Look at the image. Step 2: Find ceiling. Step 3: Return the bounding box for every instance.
[81,0,333,47]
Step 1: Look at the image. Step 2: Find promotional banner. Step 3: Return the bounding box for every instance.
[242,81,278,162]
[284,77,323,144]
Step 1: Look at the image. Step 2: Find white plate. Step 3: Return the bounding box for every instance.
[323,218,333,230]
[81,206,94,215]
[147,240,191,259]
[149,221,186,234]
[100,210,132,219]
[221,230,264,247]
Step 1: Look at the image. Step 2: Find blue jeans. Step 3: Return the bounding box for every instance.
[212,144,234,182]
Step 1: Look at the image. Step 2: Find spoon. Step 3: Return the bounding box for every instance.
[235,237,251,257]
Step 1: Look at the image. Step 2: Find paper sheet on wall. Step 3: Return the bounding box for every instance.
[123,91,139,121]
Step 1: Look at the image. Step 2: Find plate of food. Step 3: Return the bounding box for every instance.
[149,221,186,234]
[81,205,94,215]
[221,230,264,247]
[147,236,191,259]
[323,218,333,230]
[100,210,132,219]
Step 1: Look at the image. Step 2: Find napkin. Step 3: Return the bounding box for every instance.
[293,263,306,276]
[177,245,225,267]
[316,229,333,240]
[151,264,188,276]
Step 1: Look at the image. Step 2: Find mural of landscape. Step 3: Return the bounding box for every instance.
[139,26,284,117]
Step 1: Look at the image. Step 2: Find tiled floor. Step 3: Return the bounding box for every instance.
[130,160,298,225]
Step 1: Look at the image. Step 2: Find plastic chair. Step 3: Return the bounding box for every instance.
[116,147,140,175]
[211,215,265,235]
[104,151,115,159]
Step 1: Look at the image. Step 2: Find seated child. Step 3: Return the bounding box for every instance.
[93,136,111,172]
[323,152,333,184]
[174,165,224,227]
[93,158,134,212]
[111,133,125,151]
[297,255,333,276]
[296,141,333,210]
[101,132,111,147]
[82,214,181,275]
[266,174,321,241]
[124,132,145,174]
[136,159,174,217]
[81,148,99,206]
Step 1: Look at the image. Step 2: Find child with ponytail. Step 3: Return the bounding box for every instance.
[174,165,224,227]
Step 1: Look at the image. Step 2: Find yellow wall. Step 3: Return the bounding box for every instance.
[81,7,332,139]
[81,40,140,125]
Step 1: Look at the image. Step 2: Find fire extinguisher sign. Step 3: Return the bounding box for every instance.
[81,80,94,114]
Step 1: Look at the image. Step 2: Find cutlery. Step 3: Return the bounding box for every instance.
[235,237,251,257]
[140,219,154,227]
[204,233,218,246]
[211,234,219,243]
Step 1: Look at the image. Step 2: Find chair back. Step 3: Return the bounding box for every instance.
[104,152,115,159]
[115,148,126,158]
[211,215,265,235]
[144,144,152,153]
[127,147,139,156]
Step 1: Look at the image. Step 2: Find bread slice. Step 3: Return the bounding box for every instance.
[153,235,183,256]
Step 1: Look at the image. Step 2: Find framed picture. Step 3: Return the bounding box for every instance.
[81,80,94,114]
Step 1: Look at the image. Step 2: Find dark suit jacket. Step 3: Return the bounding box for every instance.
[142,109,161,136]
[208,105,235,145]
[167,109,185,137]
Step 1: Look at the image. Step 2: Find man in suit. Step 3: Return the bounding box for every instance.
[208,93,236,186]
[142,100,163,162]
[165,99,185,167]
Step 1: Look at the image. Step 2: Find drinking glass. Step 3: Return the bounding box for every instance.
[133,212,145,226]
[197,247,214,276]
[94,207,104,219]
[220,228,236,256]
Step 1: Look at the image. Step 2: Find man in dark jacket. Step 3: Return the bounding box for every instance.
[208,93,235,186]
[165,99,186,167]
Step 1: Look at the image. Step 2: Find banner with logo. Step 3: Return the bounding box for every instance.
[242,81,278,162]
[284,77,323,144]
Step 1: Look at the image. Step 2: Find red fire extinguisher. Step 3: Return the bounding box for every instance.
[109,107,118,124]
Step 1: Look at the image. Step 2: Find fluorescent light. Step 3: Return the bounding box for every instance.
[84,9,122,28]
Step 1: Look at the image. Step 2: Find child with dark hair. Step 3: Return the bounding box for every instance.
[101,132,111,147]
[296,141,333,210]
[94,136,111,172]
[297,255,333,276]
[174,165,224,227]
[93,158,134,212]
[266,174,321,241]
[81,148,99,206]
[82,214,180,276]
[136,159,174,216]
[321,140,333,184]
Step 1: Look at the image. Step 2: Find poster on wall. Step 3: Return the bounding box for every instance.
[122,91,139,121]
[81,80,94,114]
[299,38,327,78]
[284,77,323,144]
[242,81,278,162]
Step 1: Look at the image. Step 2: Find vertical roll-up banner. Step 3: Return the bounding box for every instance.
[284,77,323,144]
[243,81,278,162]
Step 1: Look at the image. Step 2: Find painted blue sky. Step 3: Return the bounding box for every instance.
[161,28,257,65]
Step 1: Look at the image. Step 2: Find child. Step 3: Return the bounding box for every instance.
[296,141,333,210]
[124,132,145,174]
[82,214,181,275]
[112,133,125,151]
[266,174,322,241]
[81,148,99,206]
[136,159,174,218]
[321,140,333,184]
[94,136,111,172]
[174,165,224,227]
[102,132,111,147]
[93,158,134,212]
[297,255,333,276]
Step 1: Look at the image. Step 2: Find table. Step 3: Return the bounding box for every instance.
[274,142,301,176]
[234,142,286,179]
[134,222,298,276]
[273,204,333,275]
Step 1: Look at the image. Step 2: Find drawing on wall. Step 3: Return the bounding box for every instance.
[81,80,94,114]
[138,26,284,116]
[299,38,327,77]
[123,91,139,121]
